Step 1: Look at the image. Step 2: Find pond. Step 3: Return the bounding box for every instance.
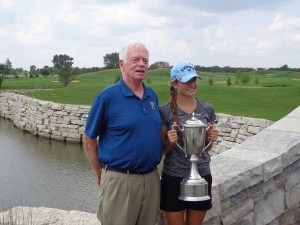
[0,118,98,213]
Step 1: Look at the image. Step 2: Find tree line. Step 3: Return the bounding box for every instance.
[1,52,299,88]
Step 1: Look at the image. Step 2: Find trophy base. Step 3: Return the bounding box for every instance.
[178,178,210,202]
[178,195,210,201]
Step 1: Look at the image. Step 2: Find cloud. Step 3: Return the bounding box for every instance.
[269,14,300,31]
[1,0,300,69]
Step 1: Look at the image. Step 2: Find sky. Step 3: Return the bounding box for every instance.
[1,0,300,70]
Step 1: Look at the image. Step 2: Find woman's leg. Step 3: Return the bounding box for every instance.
[186,209,206,225]
[166,210,185,225]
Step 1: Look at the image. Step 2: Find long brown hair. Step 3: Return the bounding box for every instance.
[170,81,179,125]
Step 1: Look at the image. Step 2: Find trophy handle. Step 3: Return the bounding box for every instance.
[202,124,213,152]
[172,124,188,156]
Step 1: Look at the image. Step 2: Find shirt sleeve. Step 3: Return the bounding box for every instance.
[84,93,107,139]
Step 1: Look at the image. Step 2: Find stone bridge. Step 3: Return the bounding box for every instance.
[0,91,299,225]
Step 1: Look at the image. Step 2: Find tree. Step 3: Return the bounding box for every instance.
[0,63,7,88]
[103,52,119,69]
[52,54,75,86]
[40,66,50,76]
[52,54,74,70]
[58,64,74,87]
[227,77,232,86]
[29,65,37,78]
[0,75,3,88]
[149,61,170,70]
[235,70,250,86]
[279,64,289,71]
[5,58,12,74]
[73,67,81,75]
[241,74,250,85]
[235,70,242,85]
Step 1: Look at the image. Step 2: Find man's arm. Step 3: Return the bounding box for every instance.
[83,134,102,186]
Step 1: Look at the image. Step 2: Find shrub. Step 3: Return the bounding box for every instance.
[227,77,232,86]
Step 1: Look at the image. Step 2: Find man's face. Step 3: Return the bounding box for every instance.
[120,45,149,82]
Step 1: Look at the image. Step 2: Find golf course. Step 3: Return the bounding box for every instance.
[1,68,300,121]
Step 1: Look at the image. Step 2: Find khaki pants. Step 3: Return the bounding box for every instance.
[97,168,160,225]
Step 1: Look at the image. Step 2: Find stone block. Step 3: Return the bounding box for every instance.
[285,183,300,208]
[247,126,261,134]
[38,132,51,138]
[267,116,300,134]
[231,116,244,124]
[284,167,300,190]
[230,123,242,129]
[219,140,236,149]
[285,106,300,118]
[54,111,68,116]
[237,134,248,140]
[47,109,54,115]
[254,189,285,225]
[246,118,267,127]
[65,104,80,111]
[207,183,221,220]
[52,103,64,110]
[221,198,253,225]
[223,136,236,142]
[66,137,81,143]
[36,124,47,130]
[279,204,300,225]
[219,126,232,132]
[230,183,262,206]
[50,135,65,141]
[239,129,300,157]
[222,146,282,182]
[235,212,254,225]
[211,154,261,198]
[236,138,244,144]
[220,197,231,213]
[262,178,277,195]
[230,129,239,138]
[219,131,231,136]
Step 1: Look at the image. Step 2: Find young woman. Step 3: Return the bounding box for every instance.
[159,62,219,225]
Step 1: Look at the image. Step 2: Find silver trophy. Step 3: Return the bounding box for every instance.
[175,113,211,201]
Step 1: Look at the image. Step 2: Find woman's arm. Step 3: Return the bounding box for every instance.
[161,122,178,154]
[206,122,219,150]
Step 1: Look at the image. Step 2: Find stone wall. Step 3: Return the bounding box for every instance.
[212,113,273,154]
[0,91,273,152]
[0,92,90,143]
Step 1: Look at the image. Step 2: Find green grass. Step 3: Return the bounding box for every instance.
[1,69,300,121]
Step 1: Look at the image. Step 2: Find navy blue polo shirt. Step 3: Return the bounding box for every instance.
[84,77,162,172]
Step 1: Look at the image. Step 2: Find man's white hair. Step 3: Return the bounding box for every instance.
[119,42,148,62]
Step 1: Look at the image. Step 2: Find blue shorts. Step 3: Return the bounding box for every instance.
[160,173,212,212]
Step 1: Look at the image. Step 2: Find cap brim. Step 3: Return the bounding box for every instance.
[180,74,202,83]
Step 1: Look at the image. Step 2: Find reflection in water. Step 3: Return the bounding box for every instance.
[0,118,98,213]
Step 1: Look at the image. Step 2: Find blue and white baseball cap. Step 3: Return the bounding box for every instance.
[170,63,201,83]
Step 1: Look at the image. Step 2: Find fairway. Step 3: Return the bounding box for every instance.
[1,69,300,121]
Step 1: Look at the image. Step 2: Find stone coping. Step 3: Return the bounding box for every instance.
[205,106,300,223]
[0,206,99,225]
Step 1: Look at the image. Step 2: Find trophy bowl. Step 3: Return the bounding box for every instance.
[175,113,211,201]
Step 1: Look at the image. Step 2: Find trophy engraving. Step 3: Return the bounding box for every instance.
[175,113,211,201]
